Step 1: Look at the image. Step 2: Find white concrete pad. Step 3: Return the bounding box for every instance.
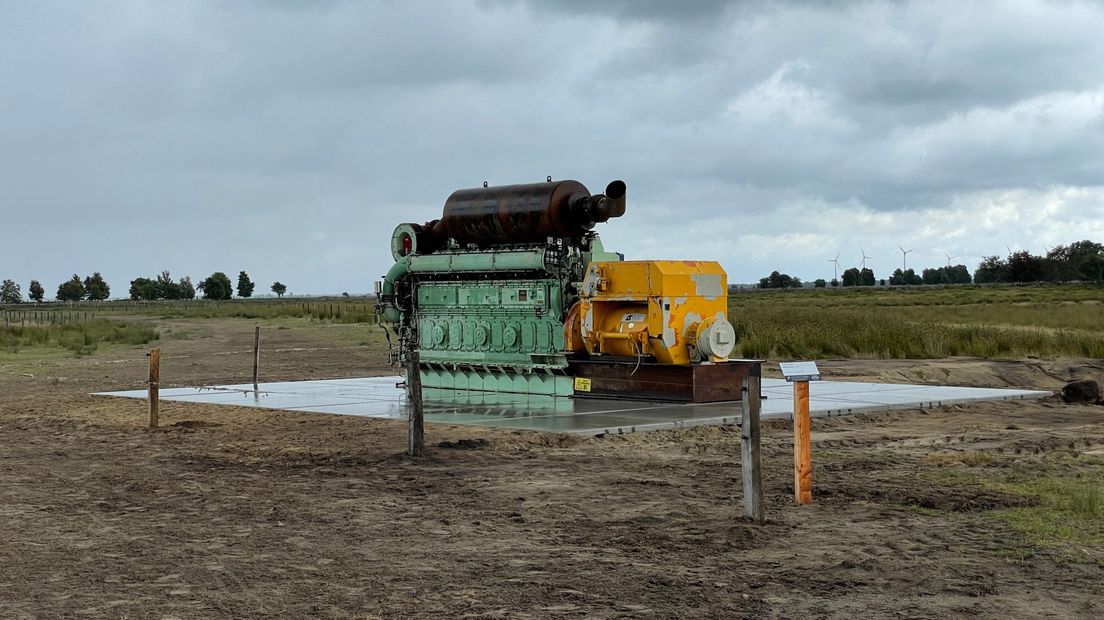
[94,376,1052,435]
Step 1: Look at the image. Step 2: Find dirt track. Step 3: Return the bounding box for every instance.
[1,319,1103,618]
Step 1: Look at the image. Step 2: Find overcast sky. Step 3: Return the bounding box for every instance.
[3,0,1103,296]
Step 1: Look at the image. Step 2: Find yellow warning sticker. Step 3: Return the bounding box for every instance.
[574,377,592,392]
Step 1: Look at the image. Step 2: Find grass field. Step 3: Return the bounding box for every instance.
[0,298,376,356]
[729,284,1104,359]
[100,298,375,323]
[2,286,1102,359]
[923,453,1104,561]
[0,320,158,356]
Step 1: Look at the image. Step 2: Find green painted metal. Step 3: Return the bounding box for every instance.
[377,219,619,395]
[420,367,574,396]
[407,249,547,273]
[414,277,568,368]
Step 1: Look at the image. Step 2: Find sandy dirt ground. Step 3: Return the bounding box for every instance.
[1,318,1103,618]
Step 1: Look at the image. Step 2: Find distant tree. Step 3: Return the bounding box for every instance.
[841,268,860,287]
[860,268,875,286]
[271,281,287,298]
[920,265,968,285]
[1,279,22,303]
[156,271,182,299]
[757,270,802,289]
[974,256,1006,284]
[236,271,255,298]
[1006,251,1047,283]
[1047,240,1104,281]
[28,280,45,303]
[921,267,942,285]
[890,268,922,285]
[179,276,196,300]
[198,272,233,300]
[83,272,110,301]
[57,275,85,301]
[830,278,839,287]
[129,277,159,301]
[813,279,827,288]
[1082,254,1104,281]
[903,268,922,285]
[1045,244,1078,281]
[947,264,972,284]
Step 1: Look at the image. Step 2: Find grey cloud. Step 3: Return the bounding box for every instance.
[1,0,1103,293]
[481,0,742,21]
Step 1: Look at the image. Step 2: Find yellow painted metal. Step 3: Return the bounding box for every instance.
[577,260,730,365]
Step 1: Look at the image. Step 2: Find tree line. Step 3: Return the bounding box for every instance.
[756,239,1103,289]
[975,241,1104,284]
[0,271,289,303]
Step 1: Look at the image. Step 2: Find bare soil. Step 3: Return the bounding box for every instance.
[1,318,1103,618]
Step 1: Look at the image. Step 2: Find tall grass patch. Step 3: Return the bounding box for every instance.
[999,476,1104,559]
[730,285,1104,359]
[921,457,1104,562]
[64,299,378,324]
[1,320,158,356]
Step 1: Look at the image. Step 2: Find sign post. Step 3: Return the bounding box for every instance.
[147,348,160,429]
[779,361,820,506]
[406,349,425,457]
[740,373,764,522]
[252,325,261,395]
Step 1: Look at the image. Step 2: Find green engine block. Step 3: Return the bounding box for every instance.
[376,178,626,396]
[415,278,568,368]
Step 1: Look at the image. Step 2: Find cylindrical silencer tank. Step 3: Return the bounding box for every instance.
[434,179,626,246]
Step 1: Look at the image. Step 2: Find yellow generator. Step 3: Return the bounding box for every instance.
[564,260,747,402]
[566,260,736,364]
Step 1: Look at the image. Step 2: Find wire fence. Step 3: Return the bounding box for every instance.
[0,299,380,324]
[1,309,98,327]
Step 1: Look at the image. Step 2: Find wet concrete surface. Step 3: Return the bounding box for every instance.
[96,376,1051,435]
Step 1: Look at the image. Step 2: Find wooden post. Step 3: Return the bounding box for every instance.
[252,325,261,393]
[406,350,425,457]
[741,374,764,522]
[793,380,813,505]
[148,348,160,429]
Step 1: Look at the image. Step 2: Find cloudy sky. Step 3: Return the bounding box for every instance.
[2,0,1103,295]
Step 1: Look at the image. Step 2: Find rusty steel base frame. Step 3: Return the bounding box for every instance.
[566,358,762,403]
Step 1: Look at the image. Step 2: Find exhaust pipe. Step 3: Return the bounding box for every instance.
[602,179,626,219]
[575,179,627,224]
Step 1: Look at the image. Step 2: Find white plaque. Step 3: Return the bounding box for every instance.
[779,361,821,382]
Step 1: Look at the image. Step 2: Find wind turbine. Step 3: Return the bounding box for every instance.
[897,244,914,272]
[827,252,841,282]
[860,248,872,272]
[943,250,957,267]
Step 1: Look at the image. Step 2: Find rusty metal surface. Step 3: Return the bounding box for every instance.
[435,179,625,245]
[568,358,761,402]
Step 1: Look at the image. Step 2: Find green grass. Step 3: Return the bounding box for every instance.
[1001,477,1103,550]
[0,320,159,356]
[730,284,1104,359]
[1,299,378,325]
[113,299,374,324]
[922,455,1104,563]
[4,285,1101,359]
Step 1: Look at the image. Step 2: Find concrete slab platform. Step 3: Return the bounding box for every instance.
[94,376,1052,436]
